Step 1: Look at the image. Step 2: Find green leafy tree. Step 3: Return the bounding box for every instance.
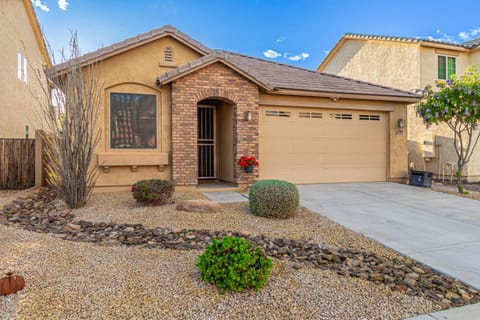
[416,66,480,193]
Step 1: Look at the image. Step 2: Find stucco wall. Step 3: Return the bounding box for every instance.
[469,49,480,66]
[322,39,421,91]
[419,47,470,89]
[90,36,202,189]
[258,93,409,181]
[0,1,47,138]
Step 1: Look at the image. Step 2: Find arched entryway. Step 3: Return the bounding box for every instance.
[197,98,235,183]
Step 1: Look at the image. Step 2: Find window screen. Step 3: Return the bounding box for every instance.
[438,56,446,80]
[110,93,156,149]
[447,57,456,77]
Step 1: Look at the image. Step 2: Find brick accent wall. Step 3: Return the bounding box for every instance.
[171,62,259,186]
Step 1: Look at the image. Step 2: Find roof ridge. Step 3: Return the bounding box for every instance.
[344,32,469,48]
[318,72,417,96]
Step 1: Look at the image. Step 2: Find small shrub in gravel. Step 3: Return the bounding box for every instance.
[249,180,299,219]
[197,236,272,292]
[131,179,174,205]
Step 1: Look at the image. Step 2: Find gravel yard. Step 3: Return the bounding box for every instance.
[5,189,480,319]
[74,192,405,260]
[0,189,24,201]
[0,223,437,320]
[432,181,480,200]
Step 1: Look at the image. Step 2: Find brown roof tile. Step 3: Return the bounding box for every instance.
[157,50,419,100]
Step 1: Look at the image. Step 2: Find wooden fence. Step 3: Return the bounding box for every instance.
[0,139,35,189]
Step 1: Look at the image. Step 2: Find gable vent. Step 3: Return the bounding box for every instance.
[299,112,323,119]
[164,47,173,63]
[265,110,291,117]
[359,114,381,121]
[333,113,352,120]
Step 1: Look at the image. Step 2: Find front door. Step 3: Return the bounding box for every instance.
[198,105,215,179]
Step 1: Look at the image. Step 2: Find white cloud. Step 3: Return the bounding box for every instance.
[275,37,286,43]
[457,27,480,41]
[263,49,282,59]
[58,0,69,10]
[32,0,50,12]
[459,31,469,40]
[424,27,480,44]
[323,50,330,55]
[288,52,309,61]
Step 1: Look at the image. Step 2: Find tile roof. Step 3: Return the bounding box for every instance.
[344,33,480,49]
[157,50,419,100]
[49,25,211,75]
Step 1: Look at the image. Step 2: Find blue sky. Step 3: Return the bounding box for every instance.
[32,0,480,70]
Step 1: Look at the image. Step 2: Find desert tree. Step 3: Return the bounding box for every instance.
[34,32,102,208]
[416,65,480,193]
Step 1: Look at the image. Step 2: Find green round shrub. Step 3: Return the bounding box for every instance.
[249,179,299,219]
[197,236,272,292]
[131,179,174,205]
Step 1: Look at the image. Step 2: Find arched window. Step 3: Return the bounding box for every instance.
[164,47,173,63]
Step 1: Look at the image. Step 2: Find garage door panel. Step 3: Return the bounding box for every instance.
[260,152,386,168]
[259,107,387,183]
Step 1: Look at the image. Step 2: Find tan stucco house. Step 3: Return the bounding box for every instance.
[0,0,51,138]
[318,33,480,181]
[49,26,419,191]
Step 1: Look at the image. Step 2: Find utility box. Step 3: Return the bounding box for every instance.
[409,170,433,188]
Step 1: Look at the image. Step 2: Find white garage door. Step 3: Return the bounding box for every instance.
[259,107,387,183]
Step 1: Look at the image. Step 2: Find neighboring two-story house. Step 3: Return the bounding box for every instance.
[0,0,51,138]
[318,33,480,181]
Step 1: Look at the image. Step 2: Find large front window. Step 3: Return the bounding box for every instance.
[110,92,156,149]
[437,55,456,80]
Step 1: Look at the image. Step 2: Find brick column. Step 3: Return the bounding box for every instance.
[171,62,259,186]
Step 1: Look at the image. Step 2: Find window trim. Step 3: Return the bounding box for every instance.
[17,52,27,83]
[437,54,456,80]
[109,92,158,150]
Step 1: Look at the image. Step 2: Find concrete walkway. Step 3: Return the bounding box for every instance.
[298,182,480,290]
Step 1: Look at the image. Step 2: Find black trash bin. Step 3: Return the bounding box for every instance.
[409,170,433,187]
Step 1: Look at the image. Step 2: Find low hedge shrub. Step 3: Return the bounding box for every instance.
[131,179,174,205]
[249,179,299,219]
[197,236,272,292]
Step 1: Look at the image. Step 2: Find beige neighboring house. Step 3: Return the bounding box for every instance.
[49,26,419,191]
[0,0,51,138]
[318,33,480,181]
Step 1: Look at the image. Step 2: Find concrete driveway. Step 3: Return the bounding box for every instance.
[298,182,480,290]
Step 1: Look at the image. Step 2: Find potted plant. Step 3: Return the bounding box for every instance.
[237,156,259,173]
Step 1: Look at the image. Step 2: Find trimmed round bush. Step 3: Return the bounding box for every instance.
[131,179,174,205]
[249,179,299,219]
[197,236,272,292]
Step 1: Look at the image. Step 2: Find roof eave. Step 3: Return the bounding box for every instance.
[317,36,347,71]
[270,88,420,103]
[157,57,273,91]
[420,42,469,52]
[23,0,51,68]
[49,29,211,78]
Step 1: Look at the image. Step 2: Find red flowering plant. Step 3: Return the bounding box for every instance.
[237,156,259,168]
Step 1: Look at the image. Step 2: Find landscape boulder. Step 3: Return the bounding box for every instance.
[176,199,221,213]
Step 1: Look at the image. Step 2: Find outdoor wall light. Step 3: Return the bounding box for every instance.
[246,111,252,121]
[398,118,404,129]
